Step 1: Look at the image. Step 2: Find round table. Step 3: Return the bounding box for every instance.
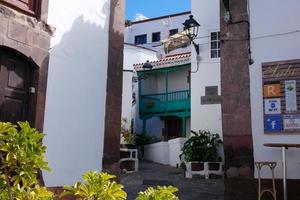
[264,143,300,200]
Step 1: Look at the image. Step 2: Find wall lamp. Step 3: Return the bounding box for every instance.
[183,15,200,55]
[142,60,153,69]
[132,61,153,83]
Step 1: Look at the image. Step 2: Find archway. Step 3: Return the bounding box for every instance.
[0,47,35,124]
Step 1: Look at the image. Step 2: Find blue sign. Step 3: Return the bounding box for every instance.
[264,115,283,132]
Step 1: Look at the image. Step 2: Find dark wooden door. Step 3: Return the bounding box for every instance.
[0,50,32,123]
[165,118,181,140]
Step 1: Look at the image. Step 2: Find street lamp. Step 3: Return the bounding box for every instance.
[132,61,153,83]
[142,60,153,69]
[183,15,200,55]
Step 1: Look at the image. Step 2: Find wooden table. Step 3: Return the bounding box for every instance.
[264,143,300,200]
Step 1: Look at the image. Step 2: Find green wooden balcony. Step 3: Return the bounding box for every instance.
[140,90,190,118]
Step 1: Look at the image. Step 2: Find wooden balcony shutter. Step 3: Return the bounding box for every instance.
[3,0,38,14]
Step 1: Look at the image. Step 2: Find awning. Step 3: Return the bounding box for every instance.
[161,30,191,54]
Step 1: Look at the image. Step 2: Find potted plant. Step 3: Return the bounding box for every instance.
[180,130,223,179]
[120,118,136,149]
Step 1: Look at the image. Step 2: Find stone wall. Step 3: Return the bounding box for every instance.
[0,3,52,131]
[220,0,255,199]
[103,0,125,176]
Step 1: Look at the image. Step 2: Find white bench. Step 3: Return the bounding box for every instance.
[120,148,138,173]
[185,162,223,179]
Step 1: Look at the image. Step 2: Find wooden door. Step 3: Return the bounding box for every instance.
[0,50,32,123]
[165,118,181,140]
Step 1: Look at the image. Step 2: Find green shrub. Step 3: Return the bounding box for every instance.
[180,130,223,163]
[135,186,179,200]
[0,121,54,200]
[121,118,135,145]
[61,171,127,200]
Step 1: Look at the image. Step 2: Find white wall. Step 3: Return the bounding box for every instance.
[144,138,187,167]
[122,44,157,129]
[144,142,169,165]
[43,0,111,186]
[249,0,300,179]
[191,0,222,136]
[125,13,191,54]
[168,68,190,92]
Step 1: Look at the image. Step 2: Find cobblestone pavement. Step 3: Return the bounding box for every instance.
[121,161,224,200]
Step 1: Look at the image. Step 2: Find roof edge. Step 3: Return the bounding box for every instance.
[124,43,158,52]
[127,11,191,26]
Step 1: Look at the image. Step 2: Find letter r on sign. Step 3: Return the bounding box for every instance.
[264,84,281,97]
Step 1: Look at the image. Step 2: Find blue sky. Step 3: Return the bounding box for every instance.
[126,0,191,20]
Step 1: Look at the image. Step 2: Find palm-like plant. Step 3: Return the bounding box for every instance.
[135,186,179,200]
[0,122,54,200]
[61,171,127,200]
[180,130,223,163]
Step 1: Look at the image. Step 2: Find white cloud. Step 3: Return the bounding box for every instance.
[134,13,149,21]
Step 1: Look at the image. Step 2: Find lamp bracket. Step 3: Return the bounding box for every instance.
[192,41,200,55]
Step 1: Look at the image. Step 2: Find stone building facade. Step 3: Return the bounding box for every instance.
[0,1,52,131]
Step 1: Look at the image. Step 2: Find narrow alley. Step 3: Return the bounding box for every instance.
[121,161,224,200]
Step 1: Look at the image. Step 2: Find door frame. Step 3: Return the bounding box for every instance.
[0,46,49,132]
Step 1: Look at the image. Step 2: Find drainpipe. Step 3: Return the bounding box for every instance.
[181,117,186,137]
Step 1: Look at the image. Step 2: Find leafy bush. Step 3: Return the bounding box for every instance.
[135,186,179,200]
[0,122,54,200]
[61,171,127,200]
[135,134,152,147]
[122,131,136,145]
[121,118,135,145]
[180,130,222,163]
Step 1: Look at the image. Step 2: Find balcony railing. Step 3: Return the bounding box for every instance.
[140,90,190,115]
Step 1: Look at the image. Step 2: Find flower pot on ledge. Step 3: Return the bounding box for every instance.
[185,161,223,179]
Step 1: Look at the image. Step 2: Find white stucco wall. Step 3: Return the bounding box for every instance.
[249,0,300,179]
[191,0,222,136]
[122,44,157,129]
[144,138,187,167]
[125,13,191,54]
[43,0,111,186]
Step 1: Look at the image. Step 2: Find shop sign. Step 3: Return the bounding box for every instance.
[264,98,281,114]
[264,115,283,132]
[283,115,300,130]
[262,65,297,79]
[285,80,298,113]
[264,84,281,97]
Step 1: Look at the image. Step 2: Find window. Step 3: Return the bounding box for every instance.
[210,32,221,58]
[135,34,147,45]
[152,32,161,43]
[169,29,178,36]
[3,0,38,14]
